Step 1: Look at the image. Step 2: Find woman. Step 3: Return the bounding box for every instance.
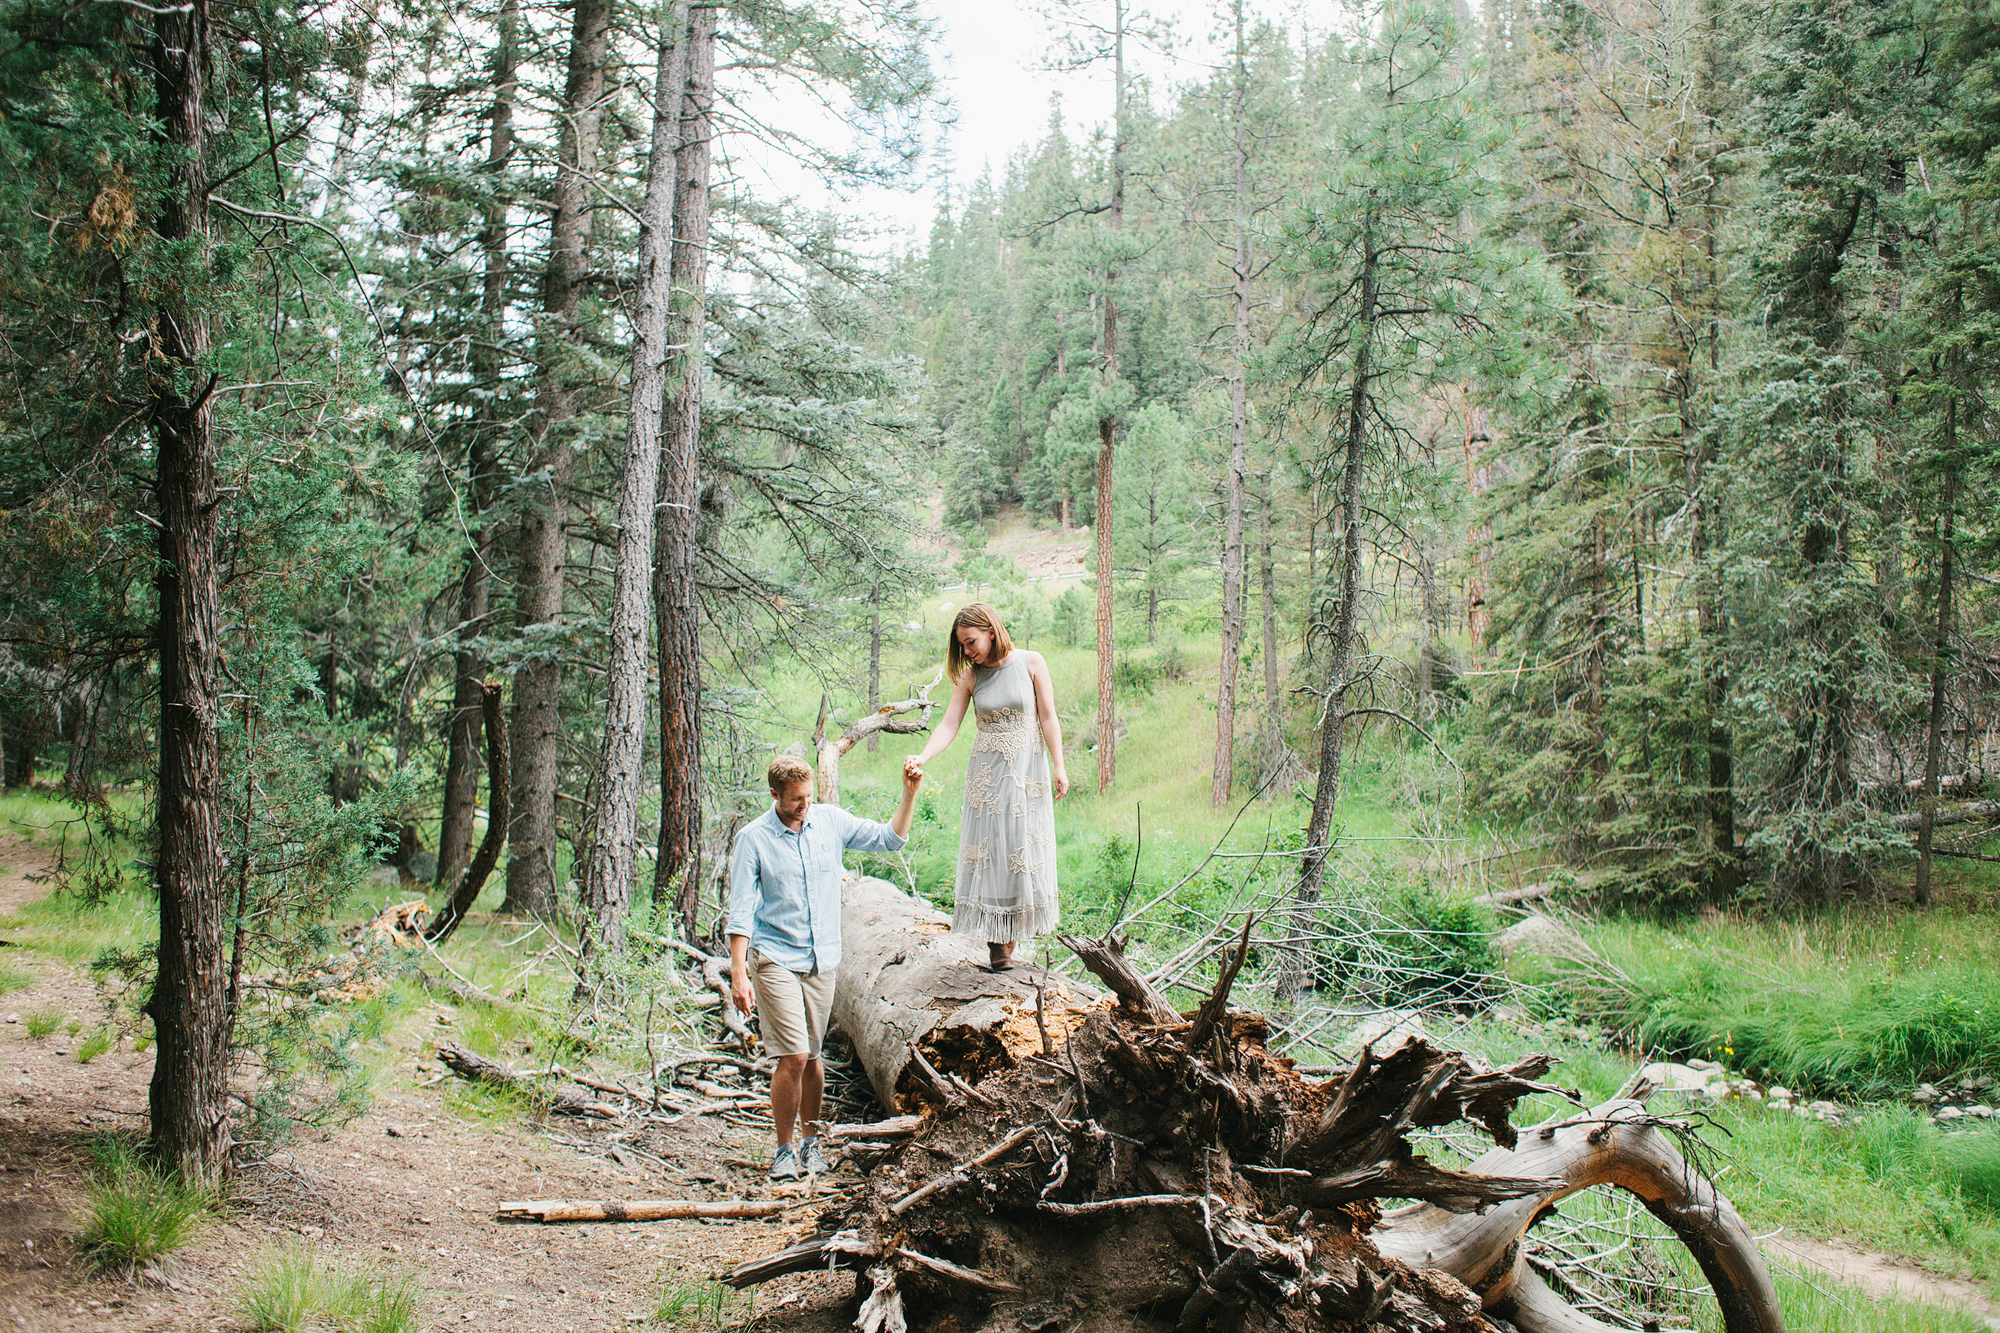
[904,603,1068,970]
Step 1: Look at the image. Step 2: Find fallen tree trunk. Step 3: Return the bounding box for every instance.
[832,874,1103,1111]
[734,880,1786,1333]
[1891,798,2000,831]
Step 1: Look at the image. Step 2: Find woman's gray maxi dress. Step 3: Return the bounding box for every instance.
[952,654,1060,942]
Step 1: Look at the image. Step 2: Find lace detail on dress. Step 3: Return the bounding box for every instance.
[966,765,1007,816]
[971,705,1042,758]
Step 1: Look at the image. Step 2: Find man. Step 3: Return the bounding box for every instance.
[728,753,921,1181]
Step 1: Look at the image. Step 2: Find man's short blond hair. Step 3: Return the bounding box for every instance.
[767,754,814,792]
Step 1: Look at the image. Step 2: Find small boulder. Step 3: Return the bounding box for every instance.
[1493,914,1595,964]
[1966,1105,1994,1119]
[1337,1010,1428,1058]
[1914,1083,1939,1104]
[1936,1106,1966,1123]
[1688,1058,1724,1074]
[1636,1061,1712,1092]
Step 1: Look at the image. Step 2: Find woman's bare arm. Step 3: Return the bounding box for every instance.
[1025,652,1069,798]
[907,674,973,773]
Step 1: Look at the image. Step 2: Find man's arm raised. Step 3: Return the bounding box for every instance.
[890,758,922,839]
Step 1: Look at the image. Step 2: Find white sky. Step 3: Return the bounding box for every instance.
[735,0,1249,248]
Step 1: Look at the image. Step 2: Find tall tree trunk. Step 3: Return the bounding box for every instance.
[1281,203,1377,1003]
[1093,0,1127,796]
[1915,434,1958,908]
[147,0,230,1185]
[1415,549,1438,725]
[868,584,883,754]
[1588,514,1611,816]
[502,0,612,916]
[655,5,718,938]
[1258,469,1282,764]
[438,0,516,890]
[1211,0,1251,810]
[63,676,105,802]
[580,0,694,961]
[1461,408,1491,656]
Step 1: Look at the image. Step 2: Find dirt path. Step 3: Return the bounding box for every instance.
[1762,1234,2000,1330]
[0,838,855,1333]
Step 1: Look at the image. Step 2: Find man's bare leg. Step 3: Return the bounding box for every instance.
[771,1054,825,1146]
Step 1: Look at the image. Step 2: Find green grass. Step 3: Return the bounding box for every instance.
[22,1004,64,1038]
[76,1025,114,1063]
[0,880,158,966]
[235,1243,423,1333]
[78,1139,218,1269]
[1734,1267,1991,1333]
[653,1277,750,1329]
[1517,905,2000,1099]
[0,961,32,994]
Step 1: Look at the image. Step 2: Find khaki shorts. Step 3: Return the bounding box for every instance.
[751,952,835,1058]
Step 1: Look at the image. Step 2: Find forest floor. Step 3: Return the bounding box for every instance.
[0,836,861,1333]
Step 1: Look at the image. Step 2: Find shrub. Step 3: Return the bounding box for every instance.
[236,1244,422,1333]
[78,1140,217,1268]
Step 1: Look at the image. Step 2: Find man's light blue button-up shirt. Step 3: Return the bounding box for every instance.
[726,803,907,974]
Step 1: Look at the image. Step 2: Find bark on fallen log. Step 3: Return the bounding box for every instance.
[833,875,1103,1110]
[728,883,1788,1333]
[497,1198,788,1223]
[1374,1098,1783,1333]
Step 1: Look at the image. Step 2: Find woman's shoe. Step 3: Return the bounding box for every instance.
[987,941,1015,972]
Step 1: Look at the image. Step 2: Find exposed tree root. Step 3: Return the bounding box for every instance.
[726,881,1786,1333]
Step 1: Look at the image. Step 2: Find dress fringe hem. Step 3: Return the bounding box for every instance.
[951,897,1059,943]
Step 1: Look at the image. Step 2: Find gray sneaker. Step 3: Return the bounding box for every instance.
[800,1137,829,1176]
[769,1143,803,1182]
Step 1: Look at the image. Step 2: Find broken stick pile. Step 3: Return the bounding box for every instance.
[726,917,1786,1333]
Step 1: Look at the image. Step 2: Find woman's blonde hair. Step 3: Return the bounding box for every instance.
[946,602,1013,682]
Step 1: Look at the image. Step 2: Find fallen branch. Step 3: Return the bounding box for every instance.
[497,1198,787,1223]
[435,1042,619,1118]
[889,1123,1037,1215]
[816,667,945,806]
[1037,1193,1206,1216]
